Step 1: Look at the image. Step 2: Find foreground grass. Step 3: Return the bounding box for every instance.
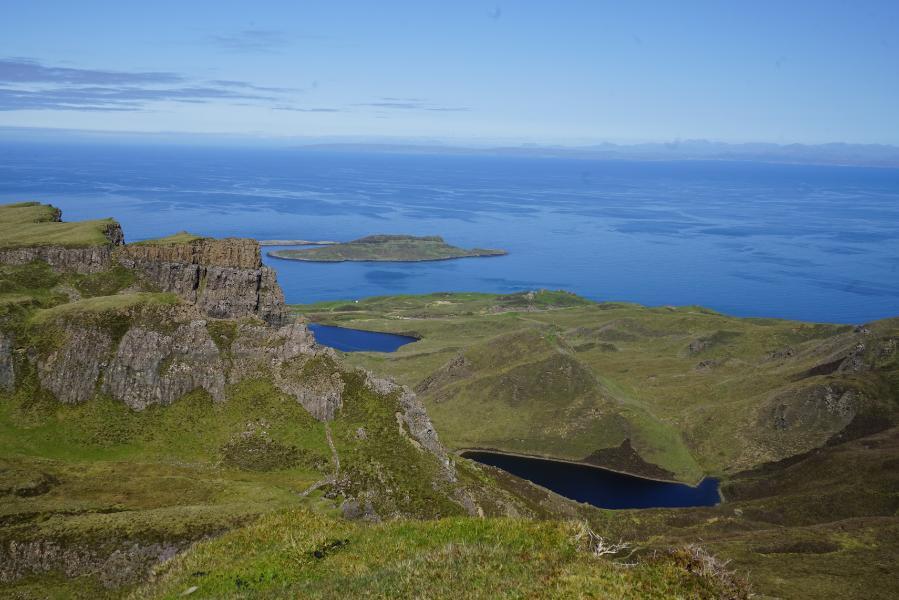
[133,509,743,599]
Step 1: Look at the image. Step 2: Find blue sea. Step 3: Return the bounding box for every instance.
[1,141,898,324]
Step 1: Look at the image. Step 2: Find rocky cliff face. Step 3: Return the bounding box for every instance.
[25,302,450,468]
[117,239,286,325]
[37,327,113,405]
[0,204,286,325]
[0,222,125,274]
[102,319,228,410]
[117,238,260,269]
[31,305,302,409]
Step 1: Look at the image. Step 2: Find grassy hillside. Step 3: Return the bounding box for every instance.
[269,235,507,262]
[582,424,899,600]
[294,291,899,482]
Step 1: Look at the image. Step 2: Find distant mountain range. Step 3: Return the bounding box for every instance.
[296,139,899,168]
[2,126,898,168]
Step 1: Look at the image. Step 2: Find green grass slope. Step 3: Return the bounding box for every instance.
[294,291,899,482]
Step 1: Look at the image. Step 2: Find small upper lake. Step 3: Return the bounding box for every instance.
[309,323,418,353]
[463,450,720,510]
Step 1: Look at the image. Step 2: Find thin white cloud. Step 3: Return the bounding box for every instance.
[0,57,290,112]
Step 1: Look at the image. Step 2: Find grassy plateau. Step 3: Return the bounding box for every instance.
[0,202,118,249]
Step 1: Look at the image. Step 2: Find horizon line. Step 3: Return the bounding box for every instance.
[2,125,898,151]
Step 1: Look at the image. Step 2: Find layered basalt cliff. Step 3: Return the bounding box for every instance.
[116,238,285,325]
[118,237,261,269]
[0,221,125,274]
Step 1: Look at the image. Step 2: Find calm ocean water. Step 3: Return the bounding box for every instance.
[2,142,898,324]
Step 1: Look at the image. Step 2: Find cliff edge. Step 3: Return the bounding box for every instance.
[0,203,284,325]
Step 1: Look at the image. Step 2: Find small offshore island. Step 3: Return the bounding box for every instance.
[267,234,507,262]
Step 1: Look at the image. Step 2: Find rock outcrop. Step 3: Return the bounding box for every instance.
[102,320,227,409]
[117,239,286,325]
[26,306,309,411]
[228,320,344,420]
[24,303,349,420]
[366,372,455,479]
[0,331,14,392]
[229,322,318,375]
[37,326,113,404]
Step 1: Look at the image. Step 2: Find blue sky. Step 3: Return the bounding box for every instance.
[1,1,897,145]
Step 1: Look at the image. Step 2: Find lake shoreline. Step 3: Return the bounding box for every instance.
[309,322,419,353]
[458,447,711,488]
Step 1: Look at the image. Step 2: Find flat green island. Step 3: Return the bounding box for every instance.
[267,234,507,262]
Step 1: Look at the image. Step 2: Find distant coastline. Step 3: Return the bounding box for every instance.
[3,128,898,169]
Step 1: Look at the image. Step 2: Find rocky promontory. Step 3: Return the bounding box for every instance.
[0,203,285,325]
